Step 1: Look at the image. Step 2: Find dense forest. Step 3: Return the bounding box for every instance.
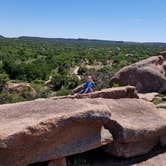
[0,36,166,103]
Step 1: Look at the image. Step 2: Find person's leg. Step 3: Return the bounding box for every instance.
[87,88,92,93]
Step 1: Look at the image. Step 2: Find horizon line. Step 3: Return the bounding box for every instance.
[1,34,166,44]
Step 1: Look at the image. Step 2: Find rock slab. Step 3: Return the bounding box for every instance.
[53,86,138,100]
[102,99,166,157]
[0,97,166,165]
[0,98,112,166]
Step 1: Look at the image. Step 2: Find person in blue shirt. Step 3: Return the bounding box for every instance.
[81,75,94,94]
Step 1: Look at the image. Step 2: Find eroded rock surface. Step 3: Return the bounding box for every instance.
[53,86,138,100]
[138,92,159,102]
[0,98,112,166]
[111,52,166,93]
[0,97,166,165]
[156,102,166,109]
[7,82,37,97]
[102,99,166,157]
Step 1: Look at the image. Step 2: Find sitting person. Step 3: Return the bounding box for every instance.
[81,75,94,94]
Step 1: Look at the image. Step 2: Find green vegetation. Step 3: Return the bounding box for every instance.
[0,37,166,103]
[0,91,26,104]
[0,73,9,90]
[56,89,71,96]
[112,83,120,88]
[152,97,162,105]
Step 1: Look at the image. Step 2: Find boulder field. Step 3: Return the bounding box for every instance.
[111,51,166,93]
[0,87,166,166]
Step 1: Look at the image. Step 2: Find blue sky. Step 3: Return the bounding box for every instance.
[0,0,166,42]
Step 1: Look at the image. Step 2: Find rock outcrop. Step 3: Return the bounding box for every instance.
[111,52,166,93]
[156,102,166,109]
[138,92,159,101]
[0,96,166,165]
[102,99,166,158]
[54,86,138,100]
[0,98,112,166]
[7,82,37,97]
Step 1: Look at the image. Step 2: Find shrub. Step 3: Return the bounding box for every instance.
[112,83,120,88]
[0,92,25,104]
[50,70,64,90]
[56,89,71,96]
[65,75,80,89]
[0,73,9,91]
[78,67,88,75]
[152,97,162,105]
[31,83,51,98]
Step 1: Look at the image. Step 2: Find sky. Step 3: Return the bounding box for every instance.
[0,0,166,42]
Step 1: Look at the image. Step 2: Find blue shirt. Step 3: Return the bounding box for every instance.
[81,81,92,93]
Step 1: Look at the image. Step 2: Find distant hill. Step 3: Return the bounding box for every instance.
[16,36,166,47]
[18,36,126,45]
[0,35,166,46]
[0,35,5,39]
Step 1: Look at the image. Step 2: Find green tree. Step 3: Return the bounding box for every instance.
[0,73,9,91]
[50,70,64,90]
[65,75,79,89]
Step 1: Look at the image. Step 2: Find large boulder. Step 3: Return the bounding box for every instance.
[111,52,166,93]
[0,97,166,165]
[102,99,166,157]
[6,82,37,98]
[0,98,112,166]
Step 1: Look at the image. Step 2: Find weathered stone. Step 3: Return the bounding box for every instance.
[156,102,166,109]
[156,108,166,147]
[0,97,166,165]
[53,86,138,100]
[103,99,166,142]
[111,53,166,93]
[138,92,159,101]
[0,98,112,166]
[102,99,166,157]
[77,86,138,99]
[6,82,37,97]
[103,138,158,158]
